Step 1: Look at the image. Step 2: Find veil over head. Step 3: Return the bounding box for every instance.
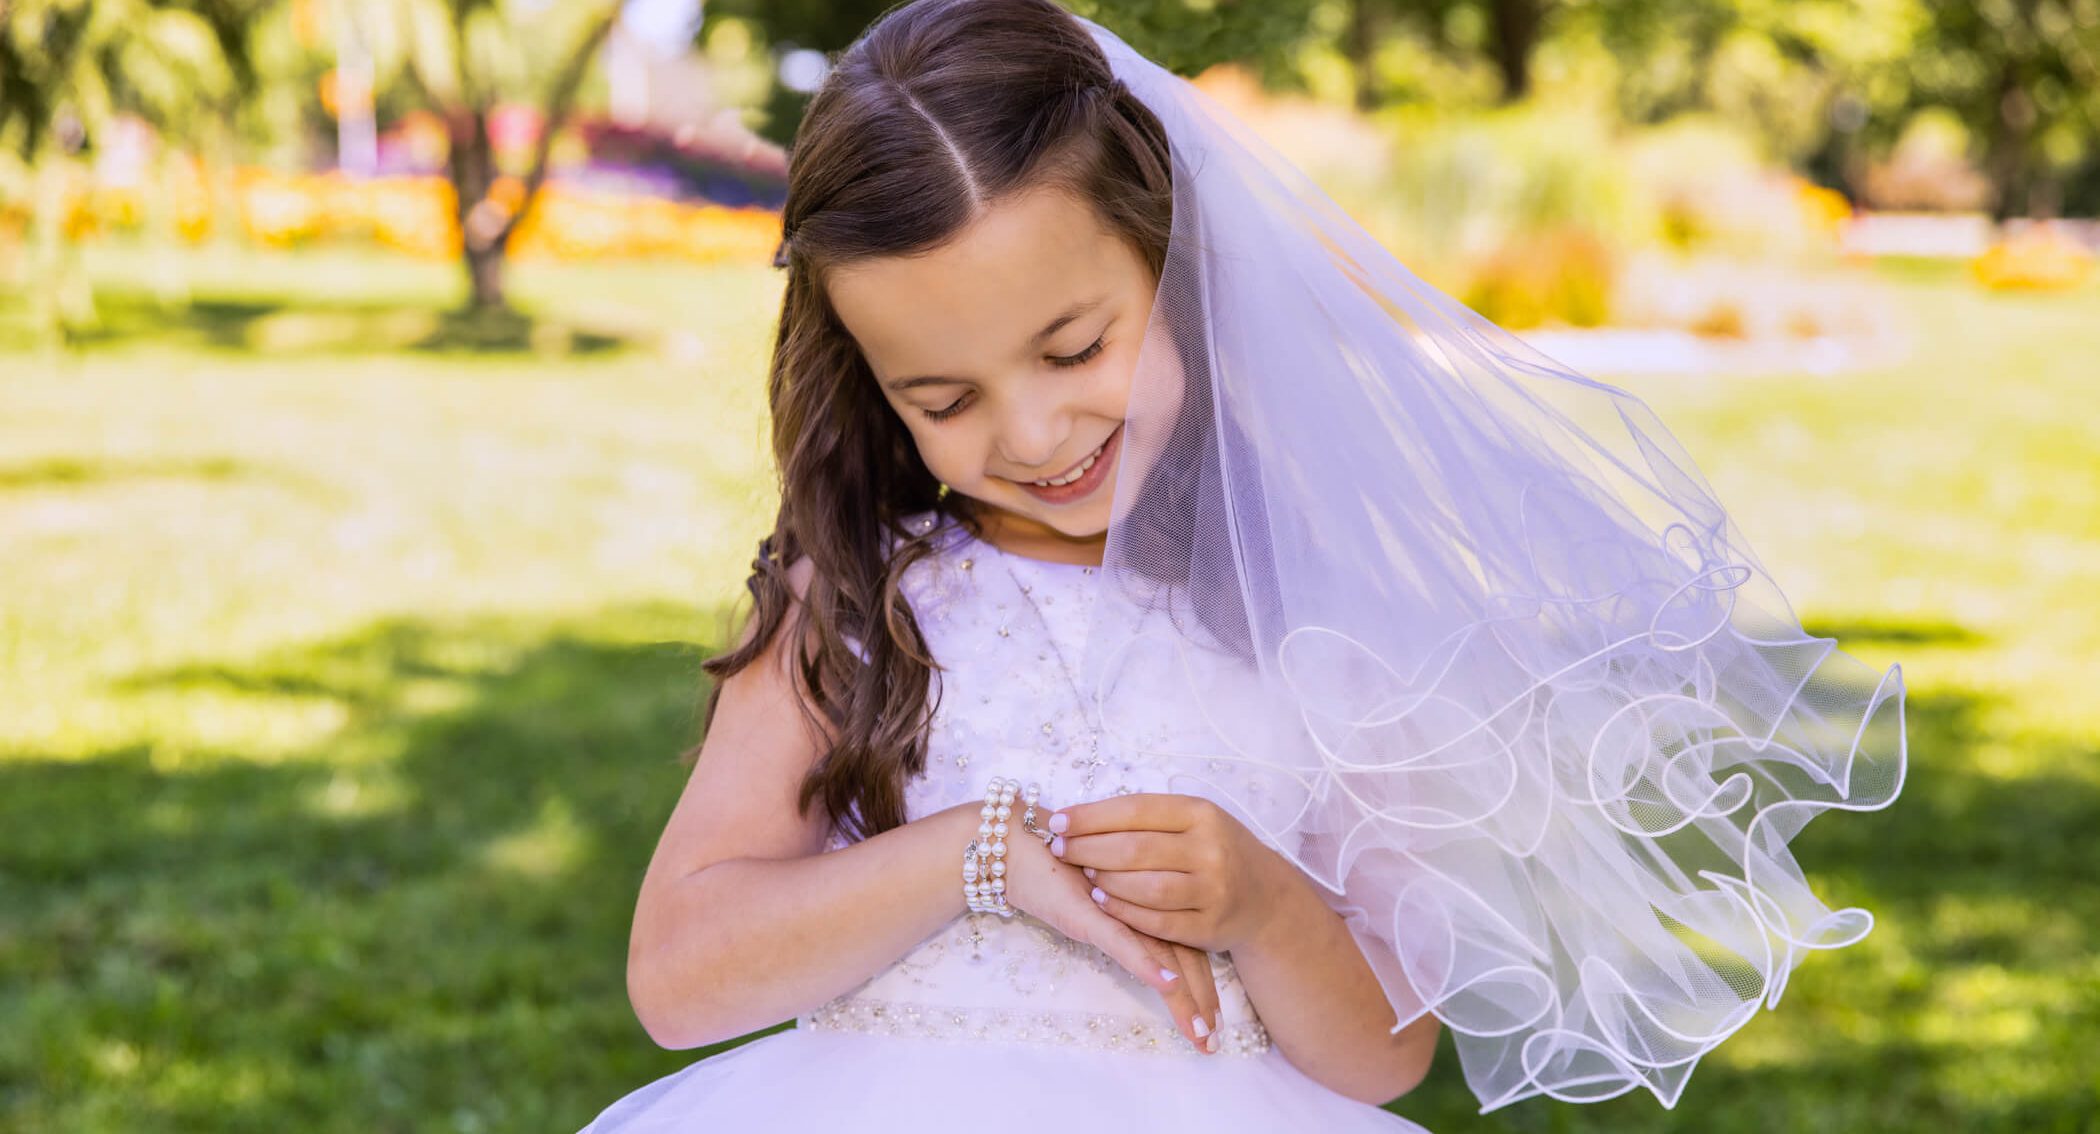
[1067,14,1907,1113]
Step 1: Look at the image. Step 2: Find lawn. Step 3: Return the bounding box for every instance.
[2,243,2094,1131]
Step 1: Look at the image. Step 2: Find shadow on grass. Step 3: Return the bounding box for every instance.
[1804,615,1986,648]
[0,456,260,491]
[0,603,757,1132]
[3,610,2092,1131]
[13,289,636,358]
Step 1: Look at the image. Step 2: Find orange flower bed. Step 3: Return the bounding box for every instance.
[43,162,783,267]
[1970,225,2095,292]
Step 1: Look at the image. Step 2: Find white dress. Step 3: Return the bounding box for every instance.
[577,511,1431,1132]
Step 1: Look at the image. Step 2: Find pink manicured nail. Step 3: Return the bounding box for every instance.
[1051,835,1066,856]
[1082,866,1096,879]
[1205,1033,1219,1053]
[1048,812,1069,833]
[1160,968,1179,983]
[1091,886,1107,904]
[1192,1015,1210,1038]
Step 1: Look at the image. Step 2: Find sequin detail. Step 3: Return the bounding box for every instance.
[798,995,1272,1058]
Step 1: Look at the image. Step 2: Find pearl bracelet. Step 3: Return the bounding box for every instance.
[963,776,1024,917]
[1019,781,1054,846]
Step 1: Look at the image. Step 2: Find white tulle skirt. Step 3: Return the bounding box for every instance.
[578,1025,1430,1132]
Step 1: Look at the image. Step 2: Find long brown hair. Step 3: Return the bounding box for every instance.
[695,0,1175,843]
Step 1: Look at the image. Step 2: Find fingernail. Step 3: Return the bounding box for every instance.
[1049,812,1068,833]
[1159,967,1179,982]
[1051,835,1065,857]
[1082,866,1096,879]
[1205,1033,1219,1053]
[1192,1015,1210,1038]
[1091,886,1107,904]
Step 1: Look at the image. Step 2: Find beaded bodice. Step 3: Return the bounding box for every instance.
[795,511,1273,1058]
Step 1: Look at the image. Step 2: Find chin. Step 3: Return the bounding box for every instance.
[1043,502,1113,540]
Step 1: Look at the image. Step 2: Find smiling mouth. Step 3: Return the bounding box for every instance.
[1028,435,1110,487]
[1010,423,1123,506]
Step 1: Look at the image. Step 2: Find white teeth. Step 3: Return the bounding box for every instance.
[1031,442,1104,487]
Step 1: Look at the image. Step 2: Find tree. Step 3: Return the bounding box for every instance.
[359,0,620,312]
[1335,0,1557,106]
[0,0,268,342]
[0,0,263,160]
[1904,0,2100,219]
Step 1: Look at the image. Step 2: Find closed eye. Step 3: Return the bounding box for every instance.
[1051,334,1106,368]
[920,334,1107,422]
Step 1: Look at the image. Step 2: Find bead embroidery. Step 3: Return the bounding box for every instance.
[799,995,1273,1058]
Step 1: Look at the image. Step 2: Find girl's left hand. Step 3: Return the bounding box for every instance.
[1045,792,1290,954]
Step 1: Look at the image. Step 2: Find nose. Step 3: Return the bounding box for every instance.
[994,384,1075,476]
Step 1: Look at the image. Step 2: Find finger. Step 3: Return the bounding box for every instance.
[1055,829,1194,872]
[1172,941,1224,1055]
[1048,793,1194,839]
[1086,914,1205,1043]
[1087,880,1200,945]
[1089,868,1200,911]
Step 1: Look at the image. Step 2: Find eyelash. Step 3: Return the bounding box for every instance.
[921,335,1106,422]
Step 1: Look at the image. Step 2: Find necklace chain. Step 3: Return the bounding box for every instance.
[981,537,1110,794]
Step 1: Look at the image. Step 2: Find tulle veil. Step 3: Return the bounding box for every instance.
[1067,13,1907,1113]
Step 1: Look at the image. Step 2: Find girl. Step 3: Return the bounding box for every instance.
[581,0,1905,1128]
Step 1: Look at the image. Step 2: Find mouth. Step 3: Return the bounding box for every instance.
[1013,422,1122,506]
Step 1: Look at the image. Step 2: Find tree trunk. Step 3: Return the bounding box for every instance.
[1985,61,2036,222]
[1489,0,1544,103]
[1342,0,1382,113]
[425,4,620,315]
[465,240,507,310]
[448,105,509,311]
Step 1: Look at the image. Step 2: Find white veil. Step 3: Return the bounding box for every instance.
[1070,14,1908,1113]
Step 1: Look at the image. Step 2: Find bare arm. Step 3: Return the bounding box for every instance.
[624,555,991,1048]
[1230,852,1441,1107]
[629,795,990,1049]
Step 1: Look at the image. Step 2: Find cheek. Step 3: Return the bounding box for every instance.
[1103,327,1183,514]
[906,421,989,484]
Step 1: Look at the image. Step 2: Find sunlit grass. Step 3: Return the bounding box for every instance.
[2,243,2094,1130]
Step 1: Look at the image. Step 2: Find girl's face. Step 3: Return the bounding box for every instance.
[827,183,1158,559]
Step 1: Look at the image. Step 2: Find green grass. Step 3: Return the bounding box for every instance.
[2,241,2095,1131]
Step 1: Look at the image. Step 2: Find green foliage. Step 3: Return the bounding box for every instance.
[698,0,895,54]
[0,0,265,161]
[1064,0,1323,77]
[1900,0,2100,217]
[701,0,1323,77]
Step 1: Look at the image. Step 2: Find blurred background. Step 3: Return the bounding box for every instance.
[2,0,2094,1129]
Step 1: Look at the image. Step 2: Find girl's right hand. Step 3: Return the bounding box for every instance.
[998,820,1225,1054]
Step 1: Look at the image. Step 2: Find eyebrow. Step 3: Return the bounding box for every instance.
[884,297,1106,392]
